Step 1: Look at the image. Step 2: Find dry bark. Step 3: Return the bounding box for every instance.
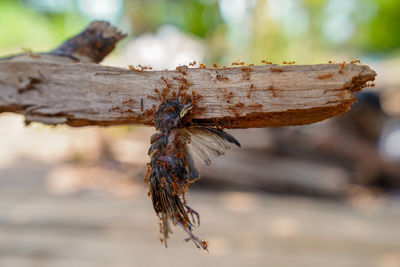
[0,21,376,128]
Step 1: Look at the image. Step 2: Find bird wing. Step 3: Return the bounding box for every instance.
[178,126,240,166]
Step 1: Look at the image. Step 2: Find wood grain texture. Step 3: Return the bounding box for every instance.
[0,21,376,128]
[0,55,376,128]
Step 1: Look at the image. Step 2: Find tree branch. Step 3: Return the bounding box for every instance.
[0,21,376,128]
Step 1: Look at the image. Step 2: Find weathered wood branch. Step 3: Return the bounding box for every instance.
[0,21,376,128]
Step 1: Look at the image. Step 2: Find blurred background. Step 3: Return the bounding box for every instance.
[0,0,400,266]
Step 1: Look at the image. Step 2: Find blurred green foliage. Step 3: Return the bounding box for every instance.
[126,0,223,38]
[360,0,400,53]
[0,0,87,54]
[0,0,399,60]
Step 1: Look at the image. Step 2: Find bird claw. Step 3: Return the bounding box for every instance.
[178,221,208,251]
[185,204,200,227]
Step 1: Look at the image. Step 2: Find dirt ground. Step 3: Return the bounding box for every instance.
[0,161,399,267]
[0,115,399,267]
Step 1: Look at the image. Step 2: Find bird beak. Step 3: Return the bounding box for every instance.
[180,104,193,118]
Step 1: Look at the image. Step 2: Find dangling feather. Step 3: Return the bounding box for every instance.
[178,126,240,166]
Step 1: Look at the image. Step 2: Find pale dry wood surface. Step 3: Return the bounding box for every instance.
[0,179,399,267]
[0,21,376,128]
